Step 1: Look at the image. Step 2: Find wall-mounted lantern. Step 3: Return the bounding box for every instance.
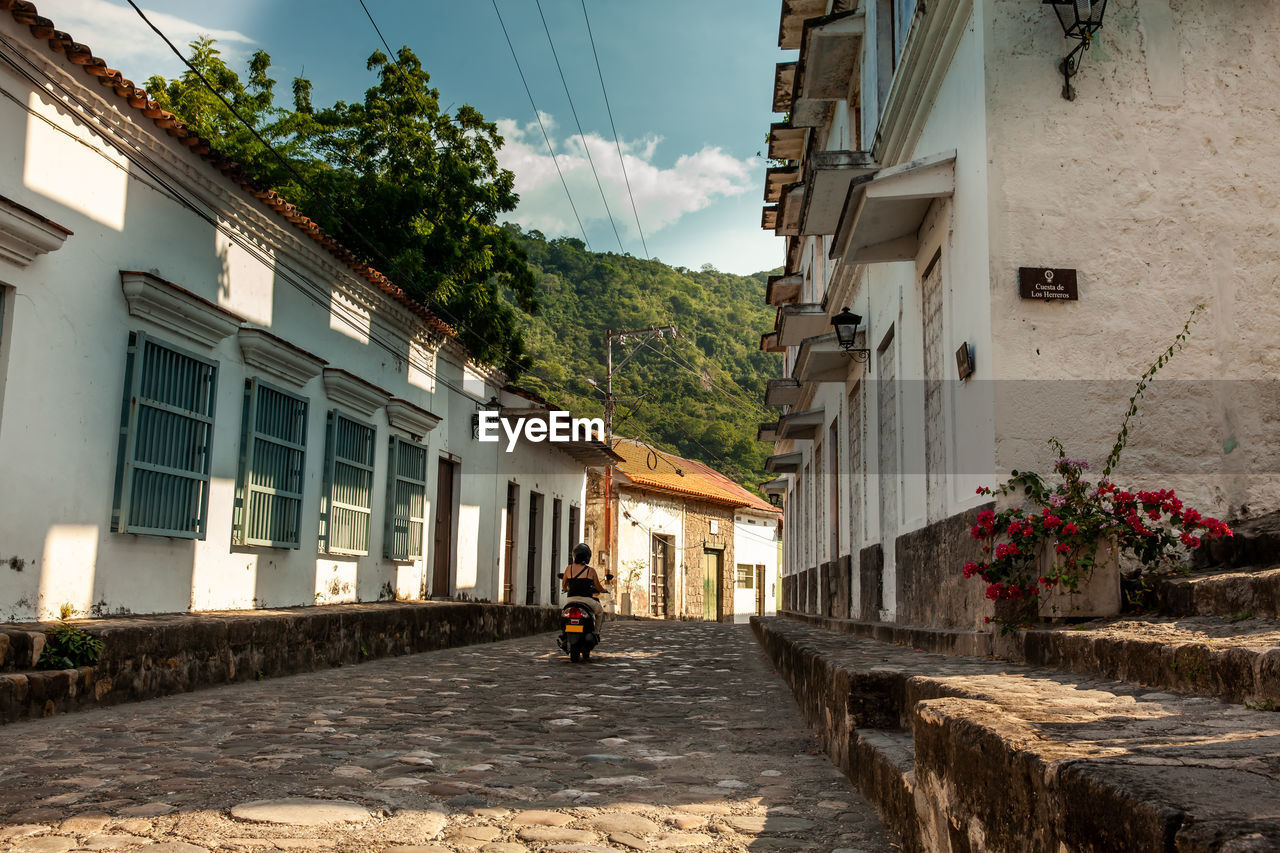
[831,307,871,366]
[471,395,502,439]
[1044,0,1108,100]
[769,493,783,507]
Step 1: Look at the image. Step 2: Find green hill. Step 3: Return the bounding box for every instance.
[508,227,783,491]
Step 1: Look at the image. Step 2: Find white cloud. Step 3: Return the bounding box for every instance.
[495,115,756,249]
[37,0,255,83]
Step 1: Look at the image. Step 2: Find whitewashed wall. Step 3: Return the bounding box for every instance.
[733,511,780,617]
[614,490,684,616]
[0,20,586,621]
[986,0,1280,517]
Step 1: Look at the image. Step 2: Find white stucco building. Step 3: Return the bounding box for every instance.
[759,0,1280,627]
[0,5,613,621]
[586,438,781,622]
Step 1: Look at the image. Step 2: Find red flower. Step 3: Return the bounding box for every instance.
[1063,522,1079,535]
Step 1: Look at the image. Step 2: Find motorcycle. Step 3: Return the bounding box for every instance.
[557,571,612,663]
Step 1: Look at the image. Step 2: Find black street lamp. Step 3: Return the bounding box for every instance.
[1044,0,1108,101]
[471,395,502,439]
[831,307,870,365]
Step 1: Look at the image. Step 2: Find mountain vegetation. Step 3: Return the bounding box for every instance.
[510,228,782,489]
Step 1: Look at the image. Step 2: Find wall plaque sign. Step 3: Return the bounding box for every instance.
[1018,267,1078,300]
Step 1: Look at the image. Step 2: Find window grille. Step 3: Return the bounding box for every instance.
[322,410,376,555]
[234,378,308,548]
[384,435,428,560]
[111,331,218,538]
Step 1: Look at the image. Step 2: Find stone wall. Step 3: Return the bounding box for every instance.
[584,469,609,572]
[858,545,883,620]
[0,601,560,724]
[894,503,994,630]
[681,502,736,621]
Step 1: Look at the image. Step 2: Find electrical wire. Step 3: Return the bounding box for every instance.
[579,0,649,259]
[650,342,770,417]
[0,35,484,408]
[534,0,625,254]
[127,0,582,401]
[489,0,592,251]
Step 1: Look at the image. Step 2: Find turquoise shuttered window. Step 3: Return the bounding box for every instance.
[384,436,428,560]
[322,410,376,555]
[234,379,308,548]
[111,331,218,538]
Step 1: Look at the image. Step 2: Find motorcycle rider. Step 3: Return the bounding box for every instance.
[562,543,610,634]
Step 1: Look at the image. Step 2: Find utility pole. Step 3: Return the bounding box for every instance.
[599,324,676,583]
[603,324,676,445]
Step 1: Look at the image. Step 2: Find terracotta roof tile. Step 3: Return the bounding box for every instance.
[2,0,457,342]
[612,437,780,515]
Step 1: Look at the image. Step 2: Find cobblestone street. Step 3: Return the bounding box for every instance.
[0,621,896,853]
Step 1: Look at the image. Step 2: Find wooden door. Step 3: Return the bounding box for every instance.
[431,459,454,598]
[703,549,723,622]
[503,483,518,603]
[755,565,766,615]
[650,535,668,616]
[525,492,541,605]
[550,499,562,605]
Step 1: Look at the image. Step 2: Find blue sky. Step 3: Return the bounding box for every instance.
[43,0,787,274]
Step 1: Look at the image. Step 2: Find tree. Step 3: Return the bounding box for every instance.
[147,41,537,374]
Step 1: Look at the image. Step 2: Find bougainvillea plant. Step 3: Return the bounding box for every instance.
[964,305,1233,628]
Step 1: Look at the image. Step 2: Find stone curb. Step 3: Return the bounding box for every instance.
[752,615,1280,852]
[0,601,563,724]
[780,609,1280,708]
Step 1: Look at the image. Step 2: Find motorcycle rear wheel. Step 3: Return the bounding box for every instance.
[570,650,580,663]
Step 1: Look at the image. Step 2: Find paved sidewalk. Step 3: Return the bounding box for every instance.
[0,620,896,853]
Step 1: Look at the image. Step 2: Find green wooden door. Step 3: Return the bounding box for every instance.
[703,549,722,622]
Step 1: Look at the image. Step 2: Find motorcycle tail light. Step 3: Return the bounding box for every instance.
[565,606,584,619]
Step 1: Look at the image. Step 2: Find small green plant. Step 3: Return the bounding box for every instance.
[37,622,103,670]
[1245,699,1277,712]
[58,602,75,620]
[1230,611,1256,623]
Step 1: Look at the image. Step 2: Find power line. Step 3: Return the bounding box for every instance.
[0,39,479,407]
[580,0,649,259]
[489,0,593,251]
[653,342,770,417]
[534,0,625,254]
[129,0,563,394]
[356,0,394,60]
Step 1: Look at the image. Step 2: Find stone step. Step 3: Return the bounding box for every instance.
[1017,615,1280,707]
[1193,510,1280,569]
[1152,564,1280,619]
[785,608,1280,708]
[753,615,1280,852]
